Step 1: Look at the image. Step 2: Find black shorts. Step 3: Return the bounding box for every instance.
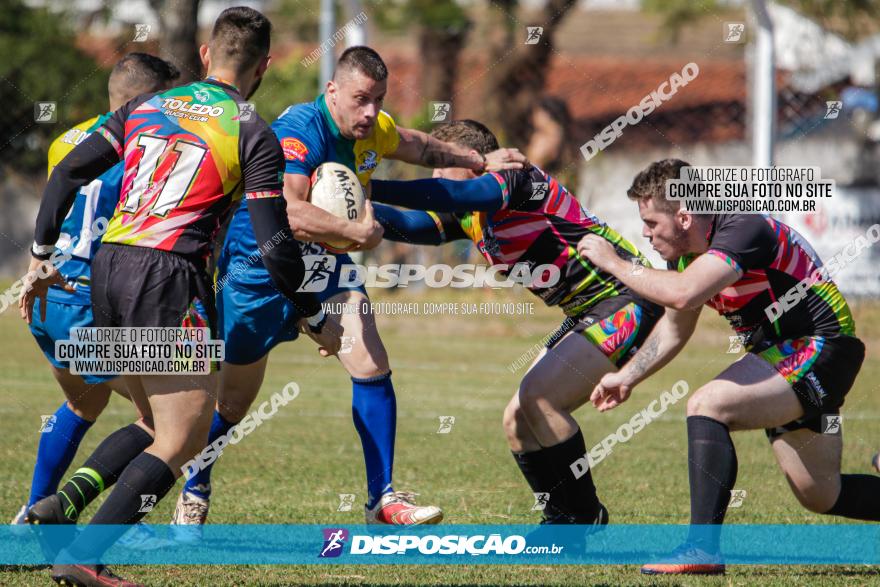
[547,295,664,368]
[90,243,216,339]
[753,334,865,439]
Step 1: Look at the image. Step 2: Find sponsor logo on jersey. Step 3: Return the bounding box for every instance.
[61,128,90,146]
[282,137,309,162]
[357,149,378,173]
[161,98,225,122]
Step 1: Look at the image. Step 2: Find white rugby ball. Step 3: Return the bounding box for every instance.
[309,162,366,253]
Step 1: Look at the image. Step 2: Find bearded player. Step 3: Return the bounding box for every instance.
[23,8,338,585]
[11,53,179,529]
[173,48,527,528]
[367,119,664,526]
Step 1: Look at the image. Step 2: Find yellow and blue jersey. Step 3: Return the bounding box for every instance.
[221,94,400,287]
[46,113,124,305]
[273,94,399,187]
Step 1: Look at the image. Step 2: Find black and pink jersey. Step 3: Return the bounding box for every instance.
[673,214,855,341]
[440,167,654,315]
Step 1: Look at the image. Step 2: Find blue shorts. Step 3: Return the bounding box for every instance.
[218,242,367,365]
[28,298,116,385]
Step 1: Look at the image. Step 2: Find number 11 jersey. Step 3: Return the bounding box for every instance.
[96,78,284,260]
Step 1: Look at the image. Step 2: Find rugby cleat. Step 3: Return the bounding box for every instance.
[529,502,609,554]
[539,502,609,527]
[26,495,78,561]
[170,490,209,543]
[51,563,142,587]
[117,522,169,551]
[27,494,72,525]
[365,491,443,525]
[11,504,28,525]
[641,543,725,575]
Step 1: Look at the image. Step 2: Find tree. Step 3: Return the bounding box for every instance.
[373,0,472,128]
[482,0,578,146]
[0,0,107,175]
[148,0,203,83]
[251,52,321,122]
[644,0,880,42]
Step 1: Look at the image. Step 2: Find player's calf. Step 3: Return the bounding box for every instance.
[330,304,391,379]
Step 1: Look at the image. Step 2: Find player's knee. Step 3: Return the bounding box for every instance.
[790,480,838,514]
[503,396,536,451]
[502,399,521,438]
[67,398,107,422]
[517,378,551,419]
[341,345,390,379]
[65,385,111,421]
[218,381,261,422]
[686,387,732,424]
[217,394,251,423]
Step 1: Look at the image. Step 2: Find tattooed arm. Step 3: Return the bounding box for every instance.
[389,126,526,172]
[590,306,702,412]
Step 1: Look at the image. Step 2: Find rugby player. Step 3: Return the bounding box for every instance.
[174,48,527,527]
[22,8,339,586]
[577,159,879,574]
[367,119,664,526]
[11,54,179,529]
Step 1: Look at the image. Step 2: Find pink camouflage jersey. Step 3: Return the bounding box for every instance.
[430,166,654,316]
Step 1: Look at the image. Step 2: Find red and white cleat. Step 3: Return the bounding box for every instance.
[365,491,443,525]
[51,563,143,586]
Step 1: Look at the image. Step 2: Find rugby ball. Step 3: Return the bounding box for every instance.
[309,162,366,253]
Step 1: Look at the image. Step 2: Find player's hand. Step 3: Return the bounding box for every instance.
[577,234,621,273]
[482,148,529,172]
[19,257,74,324]
[298,317,343,357]
[351,201,384,251]
[591,371,634,412]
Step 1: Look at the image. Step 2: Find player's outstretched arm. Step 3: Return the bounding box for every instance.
[371,175,503,214]
[33,132,120,255]
[373,203,467,246]
[390,126,527,172]
[591,306,700,412]
[246,196,341,357]
[577,234,741,310]
[22,132,120,323]
[282,173,383,249]
[241,124,341,355]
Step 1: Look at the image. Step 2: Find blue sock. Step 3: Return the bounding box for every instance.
[27,402,93,507]
[183,411,236,499]
[352,373,397,509]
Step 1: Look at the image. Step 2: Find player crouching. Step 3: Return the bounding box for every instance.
[578,159,878,575]
[368,120,665,528]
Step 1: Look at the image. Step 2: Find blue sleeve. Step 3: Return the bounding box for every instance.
[374,204,467,245]
[271,108,325,177]
[370,174,504,213]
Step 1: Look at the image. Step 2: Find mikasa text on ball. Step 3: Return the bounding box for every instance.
[308,162,366,253]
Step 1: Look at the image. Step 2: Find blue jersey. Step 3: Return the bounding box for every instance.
[47,113,123,305]
[221,94,400,286]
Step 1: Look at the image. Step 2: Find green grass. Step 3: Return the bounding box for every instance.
[2,288,880,585]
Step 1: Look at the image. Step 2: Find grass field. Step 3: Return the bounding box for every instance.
[2,287,880,586]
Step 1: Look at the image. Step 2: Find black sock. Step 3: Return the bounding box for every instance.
[69,452,176,561]
[513,450,567,519]
[685,416,737,553]
[542,428,601,520]
[57,423,153,522]
[826,474,880,521]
